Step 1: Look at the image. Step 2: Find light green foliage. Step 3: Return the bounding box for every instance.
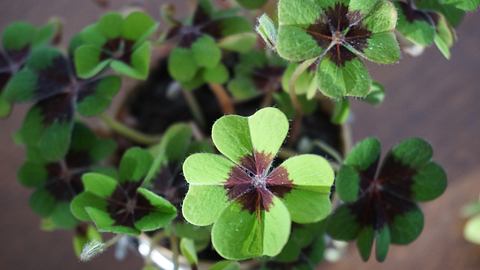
[182,108,334,260]
[180,238,199,266]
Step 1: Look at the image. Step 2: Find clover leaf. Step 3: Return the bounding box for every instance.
[18,123,116,229]
[4,47,121,161]
[228,51,285,101]
[273,221,326,265]
[73,11,158,79]
[71,147,177,235]
[276,0,400,98]
[182,107,334,260]
[395,1,455,59]
[0,21,60,117]
[326,137,447,262]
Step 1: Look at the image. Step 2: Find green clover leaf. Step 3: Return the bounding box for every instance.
[326,137,447,262]
[182,107,334,260]
[5,47,120,161]
[0,20,61,117]
[18,123,116,229]
[276,0,400,98]
[71,147,177,235]
[395,1,456,59]
[74,11,158,79]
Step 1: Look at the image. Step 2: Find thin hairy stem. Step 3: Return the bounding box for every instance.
[208,83,235,114]
[99,113,161,145]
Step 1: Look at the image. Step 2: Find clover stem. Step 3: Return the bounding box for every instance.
[182,88,206,128]
[170,234,180,270]
[99,113,161,145]
[261,85,275,108]
[208,83,235,114]
[288,58,317,144]
[313,140,344,164]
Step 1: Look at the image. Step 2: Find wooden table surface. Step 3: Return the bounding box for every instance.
[1,1,479,269]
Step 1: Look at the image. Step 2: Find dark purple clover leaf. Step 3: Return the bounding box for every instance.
[182,107,334,260]
[0,21,60,117]
[395,1,455,59]
[74,11,158,80]
[71,147,177,235]
[274,0,400,98]
[4,47,120,161]
[18,122,116,229]
[228,50,285,101]
[326,137,447,262]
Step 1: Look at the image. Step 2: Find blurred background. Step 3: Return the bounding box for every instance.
[1,0,479,269]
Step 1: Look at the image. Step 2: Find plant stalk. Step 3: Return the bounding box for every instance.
[182,89,206,128]
[99,113,161,145]
[170,234,180,270]
[208,83,235,114]
[313,140,344,164]
[288,58,317,144]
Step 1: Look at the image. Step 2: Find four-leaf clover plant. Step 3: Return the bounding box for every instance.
[71,147,177,235]
[182,107,334,259]
[326,137,447,262]
[73,11,158,79]
[275,0,401,98]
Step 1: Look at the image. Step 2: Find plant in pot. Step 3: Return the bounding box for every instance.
[1,0,477,269]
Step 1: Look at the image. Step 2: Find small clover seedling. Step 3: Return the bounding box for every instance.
[18,123,115,229]
[274,0,400,98]
[182,107,334,260]
[71,147,177,235]
[326,137,447,262]
[167,0,254,88]
[4,47,121,161]
[73,11,158,79]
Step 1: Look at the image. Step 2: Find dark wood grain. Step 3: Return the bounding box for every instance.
[0,1,479,269]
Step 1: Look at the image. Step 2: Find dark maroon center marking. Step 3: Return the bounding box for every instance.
[166,4,222,48]
[306,3,371,66]
[106,181,154,227]
[225,151,293,213]
[348,153,418,229]
[100,38,135,63]
[45,162,86,201]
